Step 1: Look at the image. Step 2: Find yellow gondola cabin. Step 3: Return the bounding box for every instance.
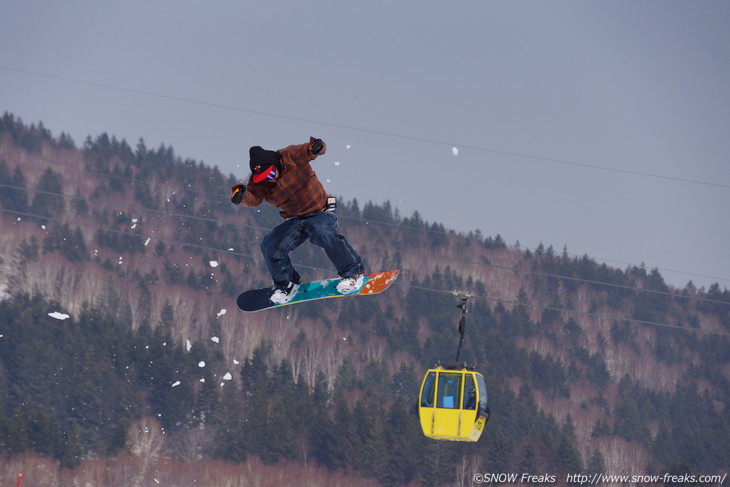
[418,365,489,442]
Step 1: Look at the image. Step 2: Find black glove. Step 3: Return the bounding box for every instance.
[231,184,245,204]
[310,137,324,155]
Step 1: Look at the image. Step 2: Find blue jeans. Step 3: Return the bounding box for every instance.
[261,212,364,287]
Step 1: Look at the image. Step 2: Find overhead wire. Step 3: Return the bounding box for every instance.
[4,149,730,341]
[1,207,257,263]
[3,66,730,287]
[408,285,730,337]
[1,66,729,306]
[2,64,729,190]
[26,158,730,285]
[3,65,730,283]
[2,153,730,303]
[5,65,730,280]
[365,242,730,306]
[5,152,730,289]
[2,175,730,316]
[3,203,728,338]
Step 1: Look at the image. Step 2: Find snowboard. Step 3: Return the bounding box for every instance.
[236,270,399,312]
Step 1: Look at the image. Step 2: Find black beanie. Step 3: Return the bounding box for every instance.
[249,146,282,173]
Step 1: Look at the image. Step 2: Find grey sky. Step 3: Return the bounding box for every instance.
[1,1,728,289]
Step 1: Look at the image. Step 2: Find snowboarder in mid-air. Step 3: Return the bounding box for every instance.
[231,137,364,304]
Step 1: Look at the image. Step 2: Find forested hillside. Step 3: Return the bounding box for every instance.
[1,113,728,486]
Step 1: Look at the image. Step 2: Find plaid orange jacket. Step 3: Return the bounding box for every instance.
[240,139,328,219]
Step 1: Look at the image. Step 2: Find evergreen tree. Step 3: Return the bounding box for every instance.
[105,418,130,456]
[307,374,342,470]
[29,167,65,222]
[356,396,390,483]
[43,223,88,261]
[57,420,85,468]
[0,163,29,214]
[329,389,355,469]
[211,384,246,462]
[71,188,89,216]
[383,401,424,486]
[262,360,299,462]
[557,417,583,474]
[241,345,276,461]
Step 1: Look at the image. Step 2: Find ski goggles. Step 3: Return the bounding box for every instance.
[252,165,278,183]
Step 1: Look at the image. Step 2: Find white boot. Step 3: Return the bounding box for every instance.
[270,282,300,304]
[336,274,364,294]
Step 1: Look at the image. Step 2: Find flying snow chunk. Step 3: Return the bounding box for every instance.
[334,161,341,166]
[216,309,226,318]
[48,312,70,320]
[346,144,351,149]
[172,381,181,387]
[198,361,206,368]
[451,146,459,156]
[209,260,219,268]
[223,372,233,381]
[211,336,220,343]
[144,237,151,246]
[233,358,240,365]
[186,339,192,351]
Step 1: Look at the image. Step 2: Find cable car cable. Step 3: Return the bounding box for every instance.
[408,284,730,337]
[2,64,729,190]
[372,242,730,307]
[6,154,730,287]
[3,204,727,337]
[2,175,729,308]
